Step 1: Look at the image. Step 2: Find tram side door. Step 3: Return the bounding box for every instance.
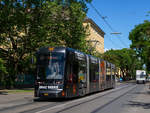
[78,60,87,96]
[100,60,106,90]
[111,65,116,88]
[66,52,78,97]
[66,51,87,97]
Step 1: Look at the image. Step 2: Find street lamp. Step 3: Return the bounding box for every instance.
[110,32,122,35]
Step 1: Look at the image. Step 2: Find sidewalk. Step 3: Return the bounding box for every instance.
[116,80,136,85]
[0,89,34,110]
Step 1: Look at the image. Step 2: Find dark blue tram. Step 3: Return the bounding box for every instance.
[34,47,116,98]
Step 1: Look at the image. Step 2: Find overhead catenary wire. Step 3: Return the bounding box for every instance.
[105,34,122,49]
[89,3,128,48]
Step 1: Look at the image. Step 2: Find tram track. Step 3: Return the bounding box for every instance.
[0,83,135,113]
[90,85,137,113]
[53,84,137,113]
[20,83,135,113]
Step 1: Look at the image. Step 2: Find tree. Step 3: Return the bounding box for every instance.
[51,0,92,12]
[0,0,48,87]
[41,1,88,51]
[102,49,141,80]
[0,58,7,87]
[129,21,150,73]
[0,0,91,87]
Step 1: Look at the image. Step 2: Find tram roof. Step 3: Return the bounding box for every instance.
[36,46,114,66]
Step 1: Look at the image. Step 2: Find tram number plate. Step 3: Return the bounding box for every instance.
[44,93,48,96]
[39,86,58,89]
[48,86,58,89]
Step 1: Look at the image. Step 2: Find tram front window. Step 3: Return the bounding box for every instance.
[37,53,64,80]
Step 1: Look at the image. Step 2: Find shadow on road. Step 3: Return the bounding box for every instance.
[128,101,150,109]
[33,89,112,103]
[33,90,109,103]
[131,88,150,95]
[33,96,80,102]
[132,91,149,95]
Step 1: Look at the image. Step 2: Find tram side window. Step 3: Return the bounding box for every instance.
[72,62,78,83]
[90,63,93,82]
[106,67,111,81]
[95,63,99,81]
[100,61,106,81]
[66,52,78,83]
[66,62,78,83]
[78,60,86,83]
[90,62,99,82]
[112,68,115,80]
[66,62,71,82]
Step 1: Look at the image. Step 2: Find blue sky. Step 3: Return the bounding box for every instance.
[87,0,150,51]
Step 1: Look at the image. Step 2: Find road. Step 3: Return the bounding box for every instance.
[0,82,150,113]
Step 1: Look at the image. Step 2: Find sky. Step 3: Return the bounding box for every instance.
[87,0,150,51]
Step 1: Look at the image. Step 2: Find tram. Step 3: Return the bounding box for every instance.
[34,47,116,98]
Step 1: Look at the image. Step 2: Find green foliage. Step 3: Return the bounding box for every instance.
[129,21,150,72]
[0,0,47,87]
[51,0,92,12]
[0,58,7,87]
[41,1,88,51]
[103,49,141,80]
[0,59,7,74]
[0,0,91,87]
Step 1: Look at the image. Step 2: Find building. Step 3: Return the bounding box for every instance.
[83,18,105,54]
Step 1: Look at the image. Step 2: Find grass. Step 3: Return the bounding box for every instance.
[0,89,34,94]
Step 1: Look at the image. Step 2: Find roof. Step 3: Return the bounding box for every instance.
[84,17,105,36]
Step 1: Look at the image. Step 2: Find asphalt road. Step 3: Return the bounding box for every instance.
[0,82,150,113]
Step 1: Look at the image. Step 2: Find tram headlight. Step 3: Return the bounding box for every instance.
[56,81,63,84]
